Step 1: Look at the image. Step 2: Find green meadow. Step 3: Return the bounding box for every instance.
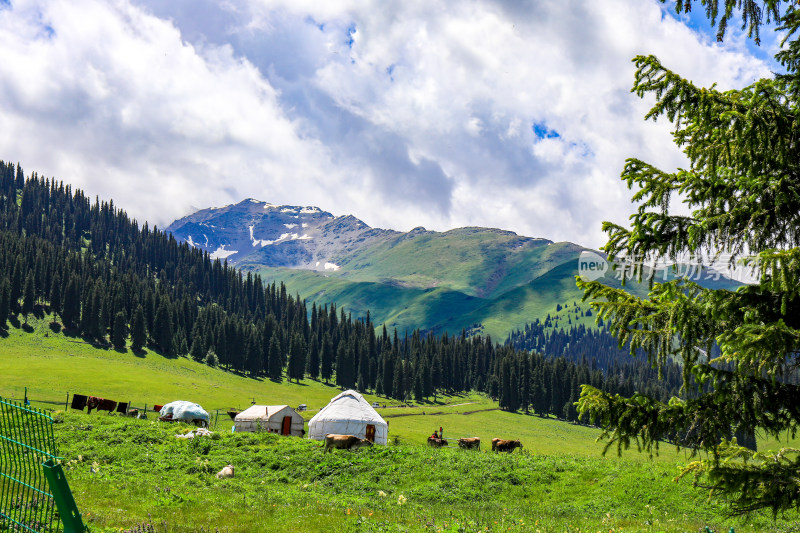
[3,318,800,532]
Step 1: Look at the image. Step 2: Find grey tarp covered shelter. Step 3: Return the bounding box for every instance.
[159,401,209,426]
[308,390,388,445]
[234,405,304,435]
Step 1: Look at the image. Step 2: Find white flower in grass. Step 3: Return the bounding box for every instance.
[397,494,407,505]
[378,490,387,497]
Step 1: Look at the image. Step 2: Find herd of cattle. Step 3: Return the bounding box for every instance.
[214,434,520,478]
[323,434,522,453]
[426,436,522,452]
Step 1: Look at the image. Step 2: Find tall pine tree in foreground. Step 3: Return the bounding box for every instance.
[578,0,800,516]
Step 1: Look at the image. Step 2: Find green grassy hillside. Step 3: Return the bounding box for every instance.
[329,230,579,298]
[0,317,389,415]
[246,235,596,339]
[254,258,648,339]
[254,241,743,341]
[4,320,800,531]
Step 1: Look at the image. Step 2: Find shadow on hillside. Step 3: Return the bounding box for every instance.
[62,327,80,338]
[150,344,179,360]
[49,322,62,334]
[114,347,128,355]
[21,323,34,333]
[226,368,266,381]
[32,306,46,320]
[0,328,8,338]
[8,316,20,329]
[132,348,148,358]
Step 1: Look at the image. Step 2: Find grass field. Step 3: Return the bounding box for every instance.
[49,413,798,533]
[4,318,800,532]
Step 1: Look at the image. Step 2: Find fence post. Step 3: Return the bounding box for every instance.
[42,459,85,532]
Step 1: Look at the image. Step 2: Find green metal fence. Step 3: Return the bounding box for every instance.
[0,397,84,532]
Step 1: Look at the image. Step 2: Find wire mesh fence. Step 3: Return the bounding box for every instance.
[0,396,85,532]
[0,397,61,532]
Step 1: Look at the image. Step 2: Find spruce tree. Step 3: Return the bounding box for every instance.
[335,342,347,388]
[153,300,173,354]
[268,333,282,382]
[61,275,80,329]
[382,349,395,398]
[21,272,34,325]
[9,256,23,312]
[189,325,205,361]
[577,1,800,515]
[306,335,320,380]
[320,332,333,383]
[423,360,433,400]
[93,283,107,341]
[112,311,127,349]
[246,328,261,376]
[130,304,146,352]
[413,365,424,402]
[79,281,95,337]
[49,272,61,324]
[287,331,306,383]
[0,277,10,329]
[392,357,404,401]
[358,348,370,391]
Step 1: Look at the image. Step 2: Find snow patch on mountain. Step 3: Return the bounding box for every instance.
[210,245,237,260]
[324,262,341,271]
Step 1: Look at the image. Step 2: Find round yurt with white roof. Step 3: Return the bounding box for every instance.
[308,390,388,445]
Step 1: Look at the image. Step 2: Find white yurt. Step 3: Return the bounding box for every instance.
[308,390,388,445]
[234,405,304,436]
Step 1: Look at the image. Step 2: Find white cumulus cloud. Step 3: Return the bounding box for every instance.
[0,0,773,247]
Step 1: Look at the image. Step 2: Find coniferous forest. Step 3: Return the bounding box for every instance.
[0,160,685,424]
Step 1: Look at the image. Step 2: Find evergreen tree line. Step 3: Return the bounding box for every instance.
[0,161,689,425]
[507,318,691,377]
[502,320,757,448]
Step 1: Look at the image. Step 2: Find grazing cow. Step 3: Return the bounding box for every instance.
[97,399,118,413]
[491,438,523,453]
[323,434,373,453]
[427,437,448,448]
[457,437,480,450]
[215,464,235,479]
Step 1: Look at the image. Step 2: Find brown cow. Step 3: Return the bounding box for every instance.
[323,434,374,453]
[491,438,523,453]
[457,437,480,450]
[427,437,448,448]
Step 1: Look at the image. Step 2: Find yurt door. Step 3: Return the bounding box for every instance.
[281,416,292,435]
[366,424,376,442]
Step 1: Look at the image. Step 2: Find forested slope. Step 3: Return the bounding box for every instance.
[0,161,685,424]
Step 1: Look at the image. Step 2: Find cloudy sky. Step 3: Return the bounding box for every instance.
[0,0,781,247]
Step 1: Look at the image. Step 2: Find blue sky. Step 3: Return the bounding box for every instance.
[0,0,778,247]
